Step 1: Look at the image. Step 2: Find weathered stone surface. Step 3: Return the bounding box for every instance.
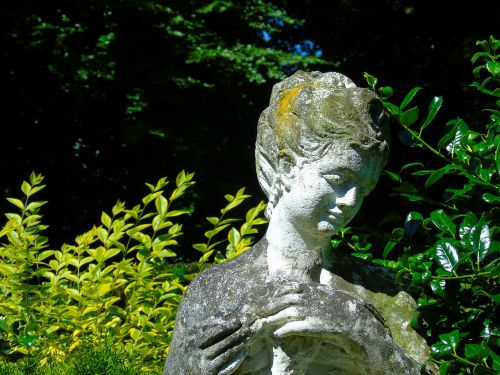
[164,71,433,374]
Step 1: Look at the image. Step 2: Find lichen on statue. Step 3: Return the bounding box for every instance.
[164,71,434,375]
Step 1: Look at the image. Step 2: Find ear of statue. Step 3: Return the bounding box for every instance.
[277,157,295,193]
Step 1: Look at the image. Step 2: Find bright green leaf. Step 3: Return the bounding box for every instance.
[400,87,422,110]
[400,106,420,127]
[434,239,460,272]
[420,96,443,132]
[6,198,24,210]
[21,181,32,196]
[424,165,458,190]
[430,209,456,237]
[205,224,230,239]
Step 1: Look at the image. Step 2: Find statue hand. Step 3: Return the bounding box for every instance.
[253,282,363,340]
[196,319,250,375]
[251,282,309,335]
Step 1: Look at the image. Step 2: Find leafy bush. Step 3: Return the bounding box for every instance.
[333,36,498,373]
[0,171,266,373]
[0,341,142,375]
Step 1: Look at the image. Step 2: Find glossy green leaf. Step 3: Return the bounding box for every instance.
[482,192,500,203]
[400,106,420,127]
[459,213,477,241]
[25,200,47,211]
[425,165,458,190]
[192,243,207,253]
[400,87,422,111]
[204,224,230,239]
[155,195,169,216]
[166,209,190,217]
[431,342,453,358]
[18,334,40,348]
[470,220,491,263]
[471,51,493,64]
[445,120,469,154]
[383,241,398,258]
[21,181,32,196]
[228,227,240,246]
[490,346,500,370]
[430,209,456,237]
[486,61,500,76]
[385,102,400,116]
[400,162,425,173]
[439,360,452,375]
[206,216,219,225]
[440,329,461,350]
[101,212,112,228]
[363,72,378,89]
[400,193,425,201]
[434,239,460,272]
[430,279,446,298]
[420,96,443,132]
[382,170,401,183]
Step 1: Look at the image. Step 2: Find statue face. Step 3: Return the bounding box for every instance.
[277,145,382,236]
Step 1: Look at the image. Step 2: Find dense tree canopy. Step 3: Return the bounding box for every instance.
[0,0,498,247]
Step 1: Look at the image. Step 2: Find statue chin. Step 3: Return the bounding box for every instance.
[315,221,339,235]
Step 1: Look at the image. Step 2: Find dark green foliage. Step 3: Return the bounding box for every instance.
[65,342,142,375]
[335,36,499,373]
[0,0,326,246]
[0,342,142,375]
[0,355,41,375]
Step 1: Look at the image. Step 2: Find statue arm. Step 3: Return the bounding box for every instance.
[164,315,250,375]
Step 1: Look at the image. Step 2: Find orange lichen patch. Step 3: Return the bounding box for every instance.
[276,86,303,123]
[275,86,303,153]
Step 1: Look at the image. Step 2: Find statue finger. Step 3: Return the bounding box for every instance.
[199,320,243,350]
[263,291,305,317]
[217,346,249,375]
[203,324,248,361]
[273,318,323,338]
[255,306,305,329]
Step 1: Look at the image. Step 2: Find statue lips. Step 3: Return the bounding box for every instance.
[327,210,343,226]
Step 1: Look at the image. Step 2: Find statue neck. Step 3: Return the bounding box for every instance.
[265,206,331,283]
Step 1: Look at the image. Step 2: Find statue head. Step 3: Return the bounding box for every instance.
[256,71,389,221]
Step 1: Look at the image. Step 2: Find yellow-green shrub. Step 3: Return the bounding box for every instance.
[0,171,267,373]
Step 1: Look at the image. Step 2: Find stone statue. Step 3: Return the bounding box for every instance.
[164,71,433,374]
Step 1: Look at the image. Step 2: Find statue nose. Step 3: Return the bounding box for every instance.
[336,187,357,208]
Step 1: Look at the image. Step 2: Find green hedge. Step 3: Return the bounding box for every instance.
[0,171,266,373]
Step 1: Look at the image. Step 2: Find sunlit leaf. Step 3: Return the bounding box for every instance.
[470,220,491,263]
[6,198,24,210]
[400,86,422,110]
[430,209,456,237]
[434,239,460,272]
[420,96,443,132]
[430,279,446,298]
[424,165,458,190]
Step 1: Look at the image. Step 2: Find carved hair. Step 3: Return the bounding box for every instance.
[255,71,389,218]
